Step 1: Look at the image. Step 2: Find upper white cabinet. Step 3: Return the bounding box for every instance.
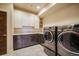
[14,9,39,29]
[33,15,39,29]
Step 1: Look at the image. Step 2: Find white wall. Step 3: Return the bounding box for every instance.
[14,9,39,29]
[43,4,79,27]
[0,4,40,55]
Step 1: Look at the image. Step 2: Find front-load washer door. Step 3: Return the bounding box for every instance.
[44,30,54,43]
[58,31,79,55]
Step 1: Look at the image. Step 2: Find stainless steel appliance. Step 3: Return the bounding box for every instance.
[42,24,79,56]
[58,24,79,56]
[42,26,55,56]
[42,26,61,56]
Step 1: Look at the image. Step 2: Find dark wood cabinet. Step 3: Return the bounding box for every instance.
[13,36,23,49]
[0,11,7,55]
[0,36,7,55]
[13,34,44,50]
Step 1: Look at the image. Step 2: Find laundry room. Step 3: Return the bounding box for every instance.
[0,3,79,56]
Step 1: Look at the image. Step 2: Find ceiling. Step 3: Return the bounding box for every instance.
[39,3,78,18]
[14,3,49,14]
[39,3,72,18]
[14,3,79,19]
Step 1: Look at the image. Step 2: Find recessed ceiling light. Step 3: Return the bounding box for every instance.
[36,6,40,9]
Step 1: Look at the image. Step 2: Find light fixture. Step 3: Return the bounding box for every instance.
[36,6,40,9]
[38,3,56,16]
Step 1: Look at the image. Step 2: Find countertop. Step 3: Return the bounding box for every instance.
[13,32,44,35]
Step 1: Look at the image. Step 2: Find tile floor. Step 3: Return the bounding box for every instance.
[4,45,47,56]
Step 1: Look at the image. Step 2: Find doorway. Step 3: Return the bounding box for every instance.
[0,11,7,55]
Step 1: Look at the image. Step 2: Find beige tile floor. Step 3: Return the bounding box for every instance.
[4,45,47,56]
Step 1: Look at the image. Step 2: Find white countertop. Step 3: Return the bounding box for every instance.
[13,32,44,35]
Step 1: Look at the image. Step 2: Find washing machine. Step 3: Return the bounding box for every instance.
[42,26,62,56]
[42,26,56,56]
[58,24,79,56]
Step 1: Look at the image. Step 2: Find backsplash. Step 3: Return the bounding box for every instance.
[14,27,43,34]
[22,26,34,33]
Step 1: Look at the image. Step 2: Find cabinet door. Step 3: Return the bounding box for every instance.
[13,35,32,50]
[14,10,23,28]
[22,35,31,47]
[34,16,39,29]
[30,34,39,45]
[0,11,7,35]
[30,35,35,45]
[31,34,44,44]
[0,36,7,55]
[13,35,23,50]
[0,11,7,55]
[38,34,44,43]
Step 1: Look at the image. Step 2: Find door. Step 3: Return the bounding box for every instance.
[44,30,53,42]
[0,11,7,55]
[58,31,79,55]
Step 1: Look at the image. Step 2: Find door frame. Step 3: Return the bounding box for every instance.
[0,9,10,55]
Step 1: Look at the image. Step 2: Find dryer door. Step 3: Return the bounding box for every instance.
[44,30,54,43]
[58,31,79,54]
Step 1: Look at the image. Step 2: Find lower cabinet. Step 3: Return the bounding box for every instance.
[13,34,44,50]
[0,36,7,55]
